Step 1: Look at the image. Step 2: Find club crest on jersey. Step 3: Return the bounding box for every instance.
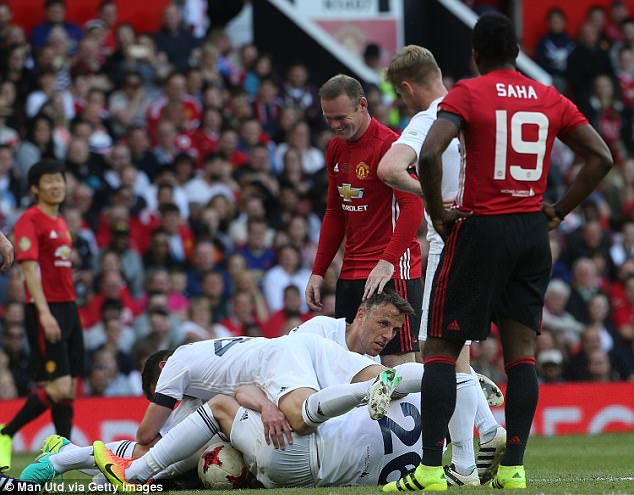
[18,237,31,252]
[338,183,364,202]
[355,162,370,179]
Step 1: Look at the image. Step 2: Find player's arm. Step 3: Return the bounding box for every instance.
[136,399,175,445]
[419,115,471,239]
[234,385,293,449]
[307,148,345,310]
[547,124,613,227]
[0,231,14,271]
[21,260,61,343]
[363,186,424,299]
[377,143,422,196]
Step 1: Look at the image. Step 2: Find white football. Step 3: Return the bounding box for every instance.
[198,440,248,489]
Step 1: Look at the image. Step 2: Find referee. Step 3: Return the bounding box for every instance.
[0,160,84,470]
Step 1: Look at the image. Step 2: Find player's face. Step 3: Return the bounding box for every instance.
[34,172,66,206]
[321,94,368,141]
[359,303,405,356]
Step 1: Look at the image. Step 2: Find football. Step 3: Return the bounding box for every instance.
[197,440,248,489]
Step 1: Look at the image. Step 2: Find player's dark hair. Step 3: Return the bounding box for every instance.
[27,159,65,188]
[319,74,365,105]
[361,288,415,318]
[472,13,519,67]
[141,349,174,401]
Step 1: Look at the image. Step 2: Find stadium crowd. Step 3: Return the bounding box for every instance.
[0,0,632,402]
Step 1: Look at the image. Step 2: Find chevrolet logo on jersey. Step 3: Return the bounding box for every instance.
[338,183,364,202]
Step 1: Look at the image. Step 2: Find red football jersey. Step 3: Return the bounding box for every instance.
[439,69,588,215]
[14,206,75,303]
[313,119,423,280]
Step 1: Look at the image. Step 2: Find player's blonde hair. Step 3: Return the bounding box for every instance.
[386,45,441,88]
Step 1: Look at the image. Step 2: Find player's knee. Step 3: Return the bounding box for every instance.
[46,375,73,401]
[350,364,385,383]
[381,352,415,367]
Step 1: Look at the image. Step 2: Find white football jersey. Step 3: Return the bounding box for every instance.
[291,315,381,363]
[154,332,377,405]
[316,393,422,486]
[394,97,461,255]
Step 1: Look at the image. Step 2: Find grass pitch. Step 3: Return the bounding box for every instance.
[7,433,634,494]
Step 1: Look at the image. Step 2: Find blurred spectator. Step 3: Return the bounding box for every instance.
[80,268,141,328]
[105,220,144,298]
[262,284,312,338]
[15,114,59,186]
[273,120,324,175]
[606,1,630,43]
[185,239,218,297]
[87,348,135,396]
[233,269,269,323]
[585,349,618,381]
[566,257,604,323]
[536,349,565,383]
[179,296,231,343]
[200,270,229,322]
[566,22,613,107]
[235,217,275,277]
[109,71,151,138]
[1,322,31,396]
[580,74,634,163]
[154,4,198,72]
[535,8,576,92]
[83,297,134,352]
[262,244,311,313]
[215,291,263,337]
[542,279,585,348]
[184,152,235,207]
[30,0,82,51]
[280,63,321,129]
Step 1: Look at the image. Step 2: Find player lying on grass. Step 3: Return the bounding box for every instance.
[23,293,427,486]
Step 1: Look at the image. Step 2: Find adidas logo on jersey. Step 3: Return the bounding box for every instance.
[49,230,58,239]
[334,163,339,173]
[240,410,249,421]
[447,320,461,331]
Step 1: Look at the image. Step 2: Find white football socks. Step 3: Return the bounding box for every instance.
[394,363,425,393]
[449,373,478,475]
[126,403,220,483]
[470,367,500,444]
[302,382,368,427]
[50,440,136,473]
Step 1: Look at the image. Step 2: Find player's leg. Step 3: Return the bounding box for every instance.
[50,303,84,439]
[380,278,423,367]
[385,217,505,492]
[95,400,222,487]
[0,304,75,470]
[445,346,480,486]
[21,438,138,483]
[472,366,506,484]
[488,213,550,489]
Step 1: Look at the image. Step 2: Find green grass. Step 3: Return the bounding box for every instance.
[7,433,634,494]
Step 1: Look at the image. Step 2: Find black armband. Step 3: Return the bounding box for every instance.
[437,111,463,130]
[152,392,178,409]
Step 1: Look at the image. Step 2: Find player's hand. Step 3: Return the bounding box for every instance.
[40,312,61,343]
[261,402,293,450]
[0,233,14,271]
[305,274,324,311]
[432,207,473,241]
[363,259,395,300]
[541,203,563,231]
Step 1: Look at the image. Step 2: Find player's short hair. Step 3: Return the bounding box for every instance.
[27,159,65,188]
[141,349,174,401]
[360,288,415,318]
[319,74,365,105]
[386,45,441,88]
[472,12,519,67]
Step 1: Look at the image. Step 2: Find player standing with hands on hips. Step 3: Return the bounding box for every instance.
[306,74,424,366]
[0,160,85,471]
[384,13,613,492]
